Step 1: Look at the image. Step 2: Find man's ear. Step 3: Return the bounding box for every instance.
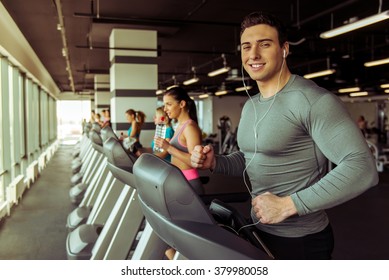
[283,42,290,58]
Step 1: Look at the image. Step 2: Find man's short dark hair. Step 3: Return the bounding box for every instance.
[240,11,288,46]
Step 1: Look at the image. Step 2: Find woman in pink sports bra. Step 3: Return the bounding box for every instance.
[154,86,204,260]
[154,86,204,195]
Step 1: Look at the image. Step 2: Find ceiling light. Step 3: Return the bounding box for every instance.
[235,85,252,92]
[338,87,360,93]
[320,10,389,39]
[349,91,368,97]
[208,67,231,77]
[303,69,335,79]
[385,89,389,93]
[364,57,389,67]
[215,90,228,96]
[381,84,389,88]
[214,82,229,96]
[166,75,178,90]
[166,85,178,90]
[208,54,231,77]
[198,94,209,99]
[156,89,165,95]
[183,77,199,85]
[183,67,199,85]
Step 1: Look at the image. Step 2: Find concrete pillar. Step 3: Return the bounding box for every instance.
[109,29,158,148]
[94,74,110,116]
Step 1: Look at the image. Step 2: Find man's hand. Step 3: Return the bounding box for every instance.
[251,192,298,224]
[190,144,216,170]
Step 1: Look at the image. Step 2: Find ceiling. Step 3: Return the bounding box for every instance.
[1,0,389,99]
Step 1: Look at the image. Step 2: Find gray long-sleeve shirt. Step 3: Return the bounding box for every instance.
[214,75,378,237]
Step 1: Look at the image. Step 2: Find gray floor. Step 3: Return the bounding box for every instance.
[0,141,388,260]
[0,144,76,260]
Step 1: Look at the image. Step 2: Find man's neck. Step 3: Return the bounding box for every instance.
[258,70,291,98]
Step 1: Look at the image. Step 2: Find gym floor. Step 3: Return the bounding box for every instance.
[0,143,388,260]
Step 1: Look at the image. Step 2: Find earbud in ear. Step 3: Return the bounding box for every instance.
[283,49,287,58]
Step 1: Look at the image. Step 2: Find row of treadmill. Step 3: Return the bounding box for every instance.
[65,123,273,260]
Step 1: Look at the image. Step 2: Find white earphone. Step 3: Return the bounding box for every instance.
[283,49,287,58]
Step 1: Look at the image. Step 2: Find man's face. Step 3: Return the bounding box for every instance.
[240,24,284,84]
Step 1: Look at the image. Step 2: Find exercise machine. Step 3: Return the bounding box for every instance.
[133,153,273,260]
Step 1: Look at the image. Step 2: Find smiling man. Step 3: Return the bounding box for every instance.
[190,11,378,259]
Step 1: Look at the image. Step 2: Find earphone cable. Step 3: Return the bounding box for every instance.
[241,57,285,197]
[237,57,286,231]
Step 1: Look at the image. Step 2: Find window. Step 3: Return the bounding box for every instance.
[0,57,11,202]
[57,100,91,144]
[9,64,22,178]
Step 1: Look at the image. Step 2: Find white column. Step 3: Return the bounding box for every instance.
[109,29,158,147]
[94,74,110,115]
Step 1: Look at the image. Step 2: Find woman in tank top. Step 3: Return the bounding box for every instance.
[154,86,204,195]
[120,109,146,156]
[154,86,204,260]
